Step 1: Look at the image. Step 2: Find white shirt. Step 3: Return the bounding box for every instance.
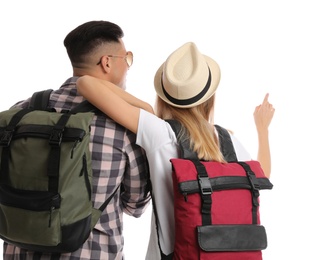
[136,109,251,259]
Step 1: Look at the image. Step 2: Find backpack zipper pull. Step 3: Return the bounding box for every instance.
[80,154,87,176]
[49,206,54,228]
[71,139,80,159]
[183,193,188,202]
[48,194,61,227]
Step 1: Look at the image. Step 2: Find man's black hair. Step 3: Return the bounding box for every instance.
[64,20,124,64]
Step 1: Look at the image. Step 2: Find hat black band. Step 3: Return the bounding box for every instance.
[161,66,212,106]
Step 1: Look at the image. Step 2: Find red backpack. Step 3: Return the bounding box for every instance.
[164,121,273,260]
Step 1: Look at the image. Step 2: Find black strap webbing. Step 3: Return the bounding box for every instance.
[28,90,99,193]
[147,175,174,260]
[191,159,212,225]
[47,113,72,193]
[237,161,260,224]
[0,108,34,182]
[166,121,237,162]
[29,89,53,110]
[214,125,237,162]
[0,89,96,191]
[165,119,197,160]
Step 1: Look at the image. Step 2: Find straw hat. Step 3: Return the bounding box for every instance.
[154,42,220,108]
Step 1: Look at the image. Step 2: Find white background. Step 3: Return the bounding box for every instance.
[0,1,317,259]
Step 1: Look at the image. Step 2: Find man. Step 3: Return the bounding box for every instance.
[3,20,151,260]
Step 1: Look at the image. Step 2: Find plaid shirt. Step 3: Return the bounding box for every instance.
[3,77,151,260]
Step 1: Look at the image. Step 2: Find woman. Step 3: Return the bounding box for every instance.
[77,42,275,259]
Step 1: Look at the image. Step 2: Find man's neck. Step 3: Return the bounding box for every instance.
[73,67,97,77]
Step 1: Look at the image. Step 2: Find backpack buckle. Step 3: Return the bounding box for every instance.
[49,129,63,146]
[198,176,212,196]
[0,128,14,147]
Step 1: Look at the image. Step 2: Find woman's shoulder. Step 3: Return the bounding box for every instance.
[137,109,177,148]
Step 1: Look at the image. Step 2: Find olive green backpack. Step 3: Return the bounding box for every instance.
[0,89,118,253]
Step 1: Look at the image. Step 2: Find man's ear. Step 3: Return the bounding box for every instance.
[100,56,111,73]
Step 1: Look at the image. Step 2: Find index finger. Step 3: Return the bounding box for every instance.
[262,93,269,105]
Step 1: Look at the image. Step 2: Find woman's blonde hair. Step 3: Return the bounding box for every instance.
[155,95,225,162]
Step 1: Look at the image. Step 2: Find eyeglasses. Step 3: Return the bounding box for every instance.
[96,51,133,67]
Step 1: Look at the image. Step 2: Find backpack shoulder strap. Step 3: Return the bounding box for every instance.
[214,125,238,162]
[166,120,238,162]
[29,89,97,114]
[29,89,53,110]
[166,119,198,160]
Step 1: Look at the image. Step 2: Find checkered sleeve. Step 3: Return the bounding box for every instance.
[120,129,151,217]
